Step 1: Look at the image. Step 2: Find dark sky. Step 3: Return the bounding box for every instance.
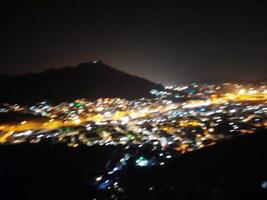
[1,0,267,84]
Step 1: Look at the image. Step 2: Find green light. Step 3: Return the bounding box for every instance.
[41,111,47,116]
[75,103,82,108]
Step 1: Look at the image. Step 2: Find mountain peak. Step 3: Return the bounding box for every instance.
[0,62,163,105]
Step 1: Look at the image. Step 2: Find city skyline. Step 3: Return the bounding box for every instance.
[1,1,267,199]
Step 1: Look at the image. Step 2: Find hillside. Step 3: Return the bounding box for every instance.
[0,61,163,104]
[0,131,266,199]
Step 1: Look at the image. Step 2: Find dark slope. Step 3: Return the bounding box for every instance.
[0,61,163,104]
[0,131,266,199]
[0,144,124,200]
[121,131,267,200]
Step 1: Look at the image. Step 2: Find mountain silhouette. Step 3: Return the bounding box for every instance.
[0,61,163,105]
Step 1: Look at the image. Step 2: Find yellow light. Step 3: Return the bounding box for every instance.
[179,120,201,127]
[238,89,246,95]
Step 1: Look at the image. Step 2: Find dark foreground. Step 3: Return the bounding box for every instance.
[0,131,267,200]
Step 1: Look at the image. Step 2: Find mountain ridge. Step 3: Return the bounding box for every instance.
[0,61,163,105]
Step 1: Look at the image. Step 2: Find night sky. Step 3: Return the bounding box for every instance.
[1,0,267,84]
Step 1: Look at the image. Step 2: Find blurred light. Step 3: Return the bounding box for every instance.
[261,181,267,189]
[136,156,149,167]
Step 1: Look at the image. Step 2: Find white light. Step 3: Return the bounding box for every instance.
[166,155,172,159]
[208,128,214,133]
[15,130,33,137]
[229,109,236,113]
[96,176,102,182]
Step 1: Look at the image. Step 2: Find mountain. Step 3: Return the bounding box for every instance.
[0,61,163,104]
